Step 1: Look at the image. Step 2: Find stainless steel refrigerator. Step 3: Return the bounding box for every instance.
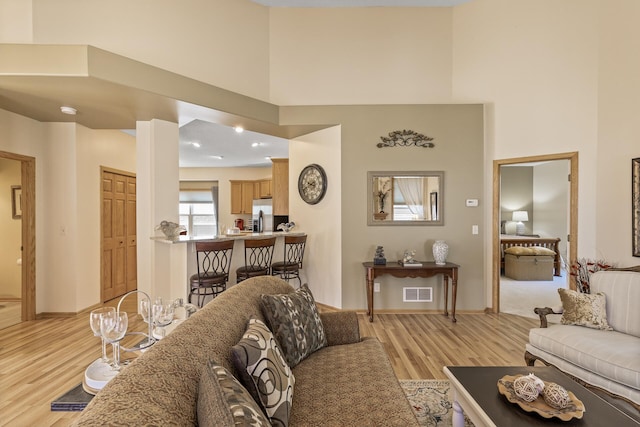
[252,199,273,232]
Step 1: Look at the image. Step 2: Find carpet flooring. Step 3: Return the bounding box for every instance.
[401,379,474,427]
[500,272,567,319]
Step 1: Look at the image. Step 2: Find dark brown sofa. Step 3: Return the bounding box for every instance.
[74,276,419,426]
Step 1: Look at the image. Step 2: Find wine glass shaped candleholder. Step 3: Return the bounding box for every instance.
[90,307,116,364]
[116,290,155,351]
[152,301,175,339]
[100,310,128,371]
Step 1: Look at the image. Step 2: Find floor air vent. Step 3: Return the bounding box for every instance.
[403,287,433,302]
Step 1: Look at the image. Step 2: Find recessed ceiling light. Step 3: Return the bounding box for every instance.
[234,126,244,133]
[264,156,272,160]
[192,142,201,148]
[60,106,77,115]
[251,142,262,147]
[211,155,224,160]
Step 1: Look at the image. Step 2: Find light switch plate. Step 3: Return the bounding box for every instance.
[465,199,479,207]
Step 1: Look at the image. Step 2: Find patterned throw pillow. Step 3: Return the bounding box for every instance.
[558,288,613,330]
[230,318,295,427]
[260,284,327,368]
[197,360,272,427]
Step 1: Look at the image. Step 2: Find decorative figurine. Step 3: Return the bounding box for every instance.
[373,246,386,265]
[402,250,417,264]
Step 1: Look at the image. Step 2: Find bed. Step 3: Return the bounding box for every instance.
[500,235,562,276]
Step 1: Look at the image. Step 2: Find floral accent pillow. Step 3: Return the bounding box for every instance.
[558,288,613,330]
[197,360,272,427]
[260,284,327,368]
[231,318,294,427]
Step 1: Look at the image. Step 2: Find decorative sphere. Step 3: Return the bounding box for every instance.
[513,374,544,402]
[543,382,571,409]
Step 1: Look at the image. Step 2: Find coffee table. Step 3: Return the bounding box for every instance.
[443,366,639,426]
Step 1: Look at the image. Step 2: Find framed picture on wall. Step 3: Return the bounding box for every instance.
[11,185,22,219]
[633,158,639,257]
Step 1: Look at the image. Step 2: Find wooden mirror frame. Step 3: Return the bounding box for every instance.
[367,171,444,226]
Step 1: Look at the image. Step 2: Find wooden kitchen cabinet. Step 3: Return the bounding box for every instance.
[230,180,255,214]
[258,179,272,198]
[271,159,289,215]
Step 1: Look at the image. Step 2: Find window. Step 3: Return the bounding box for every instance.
[179,185,218,236]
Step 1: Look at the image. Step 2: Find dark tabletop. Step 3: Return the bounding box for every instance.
[446,366,639,426]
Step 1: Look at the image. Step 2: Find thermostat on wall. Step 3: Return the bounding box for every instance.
[465,199,479,207]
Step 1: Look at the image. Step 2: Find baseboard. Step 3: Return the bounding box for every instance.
[37,312,77,319]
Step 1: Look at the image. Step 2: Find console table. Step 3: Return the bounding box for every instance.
[363,261,460,322]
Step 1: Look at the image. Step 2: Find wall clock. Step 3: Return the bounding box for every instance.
[298,163,327,205]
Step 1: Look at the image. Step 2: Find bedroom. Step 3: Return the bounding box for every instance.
[499,159,570,316]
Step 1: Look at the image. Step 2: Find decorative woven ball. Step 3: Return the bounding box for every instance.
[543,382,571,409]
[513,374,545,402]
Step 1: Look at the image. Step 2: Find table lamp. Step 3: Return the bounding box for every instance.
[512,210,529,235]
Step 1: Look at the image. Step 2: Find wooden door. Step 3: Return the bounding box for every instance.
[125,176,137,292]
[102,169,136,302]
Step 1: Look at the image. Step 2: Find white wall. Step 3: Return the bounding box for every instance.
[0,158,22,297]
[451,0,603,301]
[0,0,32,43]
[289,126,342,308]
[76,126,136,308]
[597,0,640,266]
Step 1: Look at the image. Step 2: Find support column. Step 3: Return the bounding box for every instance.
[136,119,180,300]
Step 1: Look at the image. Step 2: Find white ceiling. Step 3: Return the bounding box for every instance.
[251,0,471,6]
[178,120,289,168]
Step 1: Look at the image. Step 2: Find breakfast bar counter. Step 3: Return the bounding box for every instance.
[151,232,306,303]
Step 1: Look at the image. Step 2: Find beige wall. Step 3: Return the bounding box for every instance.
[3,0,640,313]
[0,158,22,298]
[26,0,271,101]
[282,104,484,311]
[0,0,32,43]
[500,167,533,235]
[533,161,570,261]
[269,7,453,105]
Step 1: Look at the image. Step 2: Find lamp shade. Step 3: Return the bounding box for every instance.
[512,211,529,222]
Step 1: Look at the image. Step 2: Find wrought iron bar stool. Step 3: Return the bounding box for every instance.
[236,237,276,283]
[271,234,307,287]
[188,239,234,308]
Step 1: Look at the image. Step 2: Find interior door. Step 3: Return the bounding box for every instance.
[102,169,136,302]
[126,176,137,293]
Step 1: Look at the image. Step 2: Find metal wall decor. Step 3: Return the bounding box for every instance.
[377,130,435,148]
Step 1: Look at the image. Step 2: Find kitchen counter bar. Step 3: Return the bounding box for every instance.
[150,231,305,304]
[151,231,305,244]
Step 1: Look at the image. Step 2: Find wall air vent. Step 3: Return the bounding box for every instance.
[403,287,433,302]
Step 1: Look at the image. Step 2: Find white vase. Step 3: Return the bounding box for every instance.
[432,240,449,265]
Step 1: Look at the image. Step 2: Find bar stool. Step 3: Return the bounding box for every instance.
[189,239,234,308]
[236,237,276,283]
[271,234,307,287]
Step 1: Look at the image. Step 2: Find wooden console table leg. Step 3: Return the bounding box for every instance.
[366,267,374,322]
[443,276,449,317]
[451,268,458,323]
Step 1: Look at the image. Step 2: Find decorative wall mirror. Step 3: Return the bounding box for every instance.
[367,171,444,226]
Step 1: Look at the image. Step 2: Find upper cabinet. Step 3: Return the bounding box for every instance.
[230,180,255,214]
[271,158,289,215]
[258,179,272,199]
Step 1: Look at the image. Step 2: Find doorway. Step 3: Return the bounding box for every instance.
[492,152,578,314]
[0,150,36,326]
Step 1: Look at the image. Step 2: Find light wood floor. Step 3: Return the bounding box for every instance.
[0,299,537,426]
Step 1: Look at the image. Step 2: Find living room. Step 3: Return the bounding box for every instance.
[0,0,638,424]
